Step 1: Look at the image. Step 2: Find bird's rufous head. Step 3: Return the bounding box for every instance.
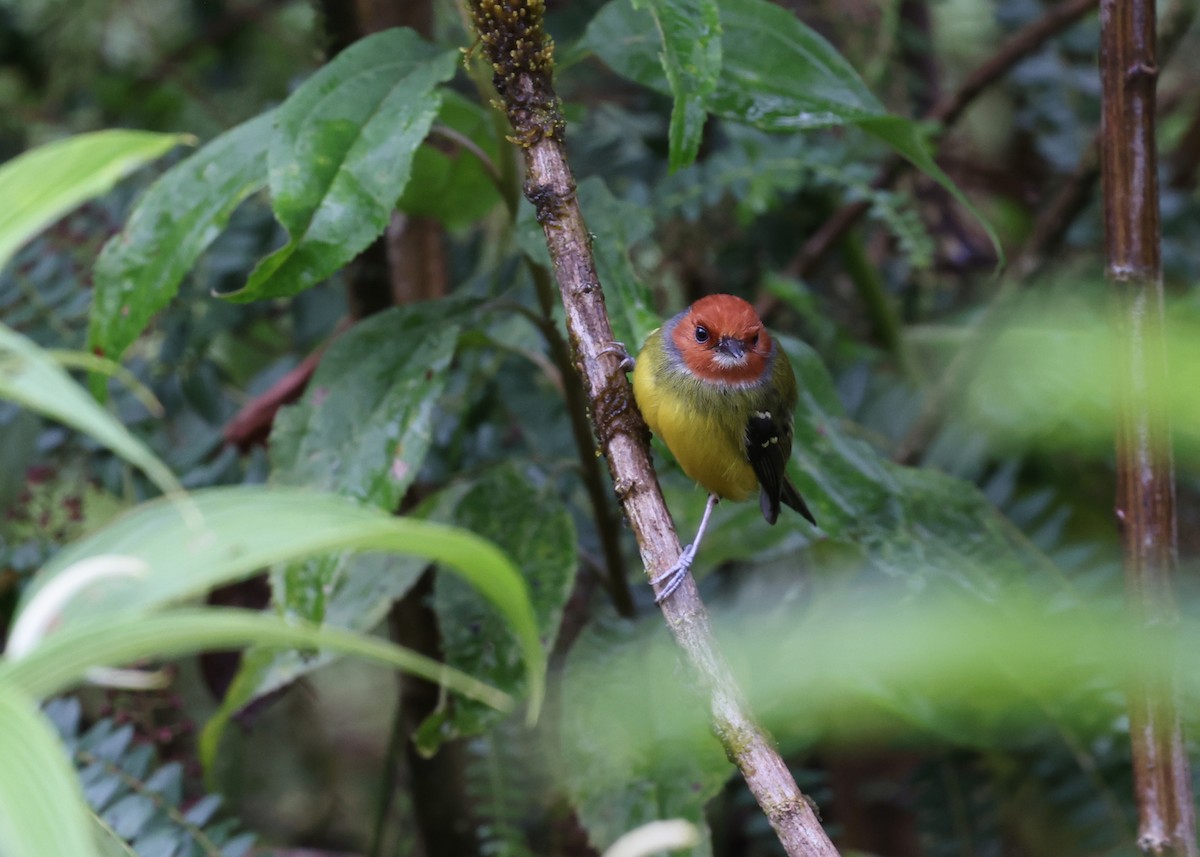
[671,293,772,384]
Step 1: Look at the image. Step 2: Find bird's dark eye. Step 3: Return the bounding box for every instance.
[694,326,710,344]
[749,332,760,347]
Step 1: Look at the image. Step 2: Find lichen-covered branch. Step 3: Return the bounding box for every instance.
[467,2,839,854]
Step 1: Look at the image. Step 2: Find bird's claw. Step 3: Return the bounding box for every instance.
[599,341,635,373]
[650,542,696,603]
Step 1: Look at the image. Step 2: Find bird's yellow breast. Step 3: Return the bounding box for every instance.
[632,338,758,501]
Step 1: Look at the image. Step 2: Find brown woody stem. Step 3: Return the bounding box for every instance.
[1100,0,1196,852]
[468,1,839,854]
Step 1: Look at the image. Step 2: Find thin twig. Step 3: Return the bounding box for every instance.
[467,2,839,854]
[528,262,636,617]
[757,0,1099,320]
[429,124,504,187]
[222,334,338,450]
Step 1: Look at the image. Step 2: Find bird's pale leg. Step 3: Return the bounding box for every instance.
[650,493,719,602]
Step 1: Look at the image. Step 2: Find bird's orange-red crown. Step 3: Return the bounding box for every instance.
[671,293,772,384]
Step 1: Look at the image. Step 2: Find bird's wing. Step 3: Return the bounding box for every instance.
[744,409,792,525]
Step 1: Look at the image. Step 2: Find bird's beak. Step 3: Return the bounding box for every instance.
[716,337,745,360]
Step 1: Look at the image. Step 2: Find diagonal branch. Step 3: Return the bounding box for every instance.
[467,1,839,854]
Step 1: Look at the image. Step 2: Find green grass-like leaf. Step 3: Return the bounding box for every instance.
[0,684,99,857]
[0,324,183,500]
[0,130,187,276]
[1,608,512,712]
[15,487,545,717]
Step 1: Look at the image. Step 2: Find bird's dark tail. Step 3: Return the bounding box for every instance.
[780,477,816,526]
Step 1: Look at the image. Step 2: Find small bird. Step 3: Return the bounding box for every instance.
[630,293,816,602]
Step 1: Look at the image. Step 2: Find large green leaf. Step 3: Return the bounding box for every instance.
[208,302,481,750]
[0,130,186,276]
[419,463,576,751]
[15,487,545,716]
[0,684,99,857]
[227,28,457,301]
[269,301,468,622]
[0,324,183,499]
[89,113,273,369]
[270,303,464,505]
[632,0,722,171]
[584,0,999,258]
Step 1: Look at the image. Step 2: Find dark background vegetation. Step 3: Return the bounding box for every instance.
[2,0,1199,855]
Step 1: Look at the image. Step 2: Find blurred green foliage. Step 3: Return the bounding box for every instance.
[1,0,1199,855]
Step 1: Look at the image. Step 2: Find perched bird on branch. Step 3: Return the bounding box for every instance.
[627,293,816,602]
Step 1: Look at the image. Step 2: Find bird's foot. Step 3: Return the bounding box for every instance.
[599,341,635,373]
[649,542,697,603]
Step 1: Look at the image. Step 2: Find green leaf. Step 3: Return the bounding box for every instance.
[89,113,273,370]
[421,463,576,751]
[0,324,183,499]
[584,0,1000,260]
[271,302,465,505]
[228,29,458,302]
[631,0,722,171]
[0,684,100,857]
[0,130,187,276]
[561,617,729,856]
[1,608,510,713]
[15,487,545,714]
[398,91,503,228]
[269,301,468,621]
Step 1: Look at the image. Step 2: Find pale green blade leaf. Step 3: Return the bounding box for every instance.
[0,684,100,857]
[269,301,470,623]
[0,324,183,498]
[0,608,511,712]
[16,487,545,716]
[0,130,187,275]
